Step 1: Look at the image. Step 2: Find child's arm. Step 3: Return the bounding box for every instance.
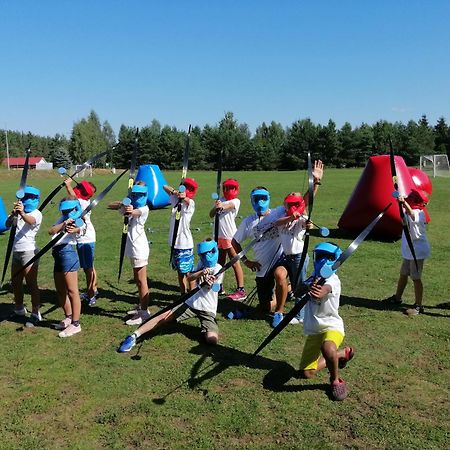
[209,199,235,218]
[187,268,215,286]
[6,202,37,227]
[309,281,332,301]
[49,219,71,235]
[64,178,76,197]
[398,196,415,218]
[303,159,324,206]
[231,238,261,272]
[274,211,301,226]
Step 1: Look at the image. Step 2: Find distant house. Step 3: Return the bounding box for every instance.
[2,157,53,170]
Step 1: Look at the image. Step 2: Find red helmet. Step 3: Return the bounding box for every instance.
[222,179,239,200]
[284,193,305,216]
[74,181,95,200]
[406,189,428,209]
[183,178,198,199]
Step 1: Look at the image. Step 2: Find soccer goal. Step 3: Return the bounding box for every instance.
[420,154,450,177]
[74,164,93,177]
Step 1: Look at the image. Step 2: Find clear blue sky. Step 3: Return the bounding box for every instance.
[1,0,449,137]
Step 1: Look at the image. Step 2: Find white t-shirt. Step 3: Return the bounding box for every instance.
[77,198,96,244]
[185,262,224,314]
[233,206,285,277]
[303,274,344,336]
[168,196,195,249]
[13,209,42,252]
[401,210,430,260]
[278,215,307,255]
[217,198,240,239]
[52,216,86,246]
[123,206,149,259]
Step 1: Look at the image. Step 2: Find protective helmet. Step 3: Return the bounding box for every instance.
[250,187,270,215]
[313,242,342,278]
[406,189,428,210]
[284,193,305,216]
[59,199,82,221]
[129,184,148,209]
[222,179,239,201]
[22,186,40,213]
[183,178,198,199]
[73,181,95,200]
[197,239,219,268]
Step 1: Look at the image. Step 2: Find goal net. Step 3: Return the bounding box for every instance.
[420,154,450,177]
[74,164,93,177]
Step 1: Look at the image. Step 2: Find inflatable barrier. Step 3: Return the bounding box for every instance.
[135,165,170,209]
[338,155,417,238]
[0,197,10,233]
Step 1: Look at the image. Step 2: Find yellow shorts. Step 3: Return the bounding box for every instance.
[299,330,345,370]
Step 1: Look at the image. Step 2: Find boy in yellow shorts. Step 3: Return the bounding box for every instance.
[298,242,354,401]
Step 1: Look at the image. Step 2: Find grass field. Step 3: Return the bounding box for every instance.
[0,167,449,450]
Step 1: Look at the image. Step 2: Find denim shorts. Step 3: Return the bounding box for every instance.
[52,244,80,273]
[171,248,194,274]
[282,253,310,291]
[77,242,95,269]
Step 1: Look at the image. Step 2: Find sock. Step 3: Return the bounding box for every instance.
[72,320,80,327]
[66,315,72,320]
[134,331,141,339]
[238,287,245,291]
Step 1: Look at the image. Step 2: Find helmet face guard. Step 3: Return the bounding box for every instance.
[223,179,239,201]
[406,189,428,209]
[284,194,305,216]
[74,181,95,200]
[129,184,148,208]
[183,178,198,199]
[313,242,342,277]
[251,188,270,215]
[22,186,40,213]
[197,240,219,268]
[59,199,83,221]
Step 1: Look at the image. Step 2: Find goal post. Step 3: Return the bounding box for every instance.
[74,164,93,177]
[420,154,450,178]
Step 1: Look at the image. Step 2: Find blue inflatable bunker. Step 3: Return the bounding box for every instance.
[0,196,10,233]
[135,165,170,209]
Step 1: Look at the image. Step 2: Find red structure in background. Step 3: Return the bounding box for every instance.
[338,155,420,238]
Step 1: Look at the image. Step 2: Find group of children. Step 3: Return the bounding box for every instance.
[6,161,431,401]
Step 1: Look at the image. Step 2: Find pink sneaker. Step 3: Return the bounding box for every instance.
[227,289,247,302]
[55,317,72,330]
[58,324,81,338]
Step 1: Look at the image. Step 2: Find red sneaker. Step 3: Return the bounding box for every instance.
[331,378,348,401]
[227,289,247,302]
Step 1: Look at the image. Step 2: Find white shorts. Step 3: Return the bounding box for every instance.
[129,257,148,269]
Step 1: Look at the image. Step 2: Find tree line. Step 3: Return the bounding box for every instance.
[1,111,450,170]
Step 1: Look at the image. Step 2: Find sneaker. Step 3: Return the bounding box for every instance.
[14,306,28,316]
[58,324,81,338]
[287,291,295,302]
[125,309,150,326]
[405,304,424,316]
[338,347,355,369]
[81,293,89,302]
[382,294,402,305]
[127,305,140,315]
[87,296,97,306]
[118,334,137,353]
[25,311,42,328]
[55,317,72,330]
[271,312,284,328]
[227,289,247,302]
[330,378,348,401]
[289,317,303,325]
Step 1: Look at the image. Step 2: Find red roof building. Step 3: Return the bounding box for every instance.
[2,157,48,168]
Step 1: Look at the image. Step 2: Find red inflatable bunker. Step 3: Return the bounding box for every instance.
[338,155,417,238]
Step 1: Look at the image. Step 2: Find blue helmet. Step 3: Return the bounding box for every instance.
[129,184,148,209]
[59,199,82,221]
[22,186,40,213]
[197,239,219,268]
[250,188,270,215]
[313,242,342,278]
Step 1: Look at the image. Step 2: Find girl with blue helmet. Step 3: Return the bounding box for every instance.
[298,242,354,401]
[118,239,224,353]
[6,186,42,326]
[49,196,86,338]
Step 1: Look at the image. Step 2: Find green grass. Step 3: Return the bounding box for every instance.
[0,168,449,449]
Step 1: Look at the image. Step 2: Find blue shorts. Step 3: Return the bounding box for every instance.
[52,244,80,273]
[77,242,95,269]
[171,248,194,274]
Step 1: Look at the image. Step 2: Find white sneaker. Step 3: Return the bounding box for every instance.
[125,309,150,326]
[55,317,72,330]
[127,305,140,315]
[58,324,81,338]
[289,317,303,325]
[14,306,28,316]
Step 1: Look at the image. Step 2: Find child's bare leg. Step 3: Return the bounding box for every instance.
[226,247,244,288]
[274,266,288,313]
[177,272,187,294]
[413,279,423,306]
[134,309,175,337]
[205,331,218,345]
[322,340,340,382]
[12,268,25,309]
[218,248,227,267]
[65,272,81,322]
[395,274,408,300]
[54,272,71,316]
[133,266,149,310]
[188,273,196,291]
[24,264,40,313]
[300,347,348,379]
[85,268,97,298]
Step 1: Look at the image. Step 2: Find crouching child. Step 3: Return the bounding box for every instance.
[118,239,223,353]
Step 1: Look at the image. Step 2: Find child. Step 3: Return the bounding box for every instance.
[298,242,354,401]
[118,239,224,353]
[209,178,245,300]
[49,196,85,337]
[383,190,430,315]
[7,186,42,326]
[64,179,98,306]
[164,178,198,294]
[120,182,151,326]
